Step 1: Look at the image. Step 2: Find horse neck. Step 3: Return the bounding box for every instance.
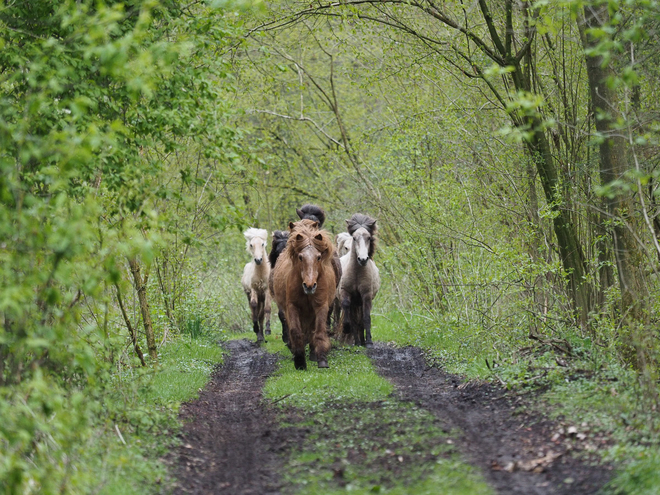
[252,259,269,280]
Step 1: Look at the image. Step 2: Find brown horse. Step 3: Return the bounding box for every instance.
[272,219,336,369]
[297,204,342,331]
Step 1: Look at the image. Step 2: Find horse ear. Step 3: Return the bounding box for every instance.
[311,221,318,229]
[296,233,304,241]
[315,233,323,241]
[296,208,303,219]
[289,222,295,231]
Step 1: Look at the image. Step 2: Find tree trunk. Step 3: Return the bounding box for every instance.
[114,282,147,367]
[128,257,158,362]
[525,122,591,326]
[579,5,650,366]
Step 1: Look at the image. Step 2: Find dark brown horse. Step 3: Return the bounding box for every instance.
[272,219,336,369]
[268,230,290,344]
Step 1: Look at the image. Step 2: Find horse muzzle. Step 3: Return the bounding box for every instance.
[254,258,263,265]
[358,257,368,267]
[302,282,317,294]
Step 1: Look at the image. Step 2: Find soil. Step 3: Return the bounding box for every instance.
[368,343,613,495]
[170,339,302,494]
[170,339,612,494]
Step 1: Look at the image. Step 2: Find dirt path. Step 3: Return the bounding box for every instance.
[170,340,612,494]
[171,339,298,494]
[368,343,612,494]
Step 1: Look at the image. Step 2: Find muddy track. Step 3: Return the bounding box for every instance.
[368,343,612,495]
[170,339,612,494]
[170,339,298,495]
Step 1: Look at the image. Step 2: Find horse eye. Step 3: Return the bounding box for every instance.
[317,255,321,261]
[298,254,303,261]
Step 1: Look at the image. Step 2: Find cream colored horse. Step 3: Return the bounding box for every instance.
[241,228,271,342]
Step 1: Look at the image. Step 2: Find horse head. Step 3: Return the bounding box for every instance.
[336,232,353,257]
[346,214,377,267]
[244,228,268,265]
[288,220,332,295]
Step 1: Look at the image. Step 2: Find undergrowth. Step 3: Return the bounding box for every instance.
[88,325,224,494]
[372,310,660,494]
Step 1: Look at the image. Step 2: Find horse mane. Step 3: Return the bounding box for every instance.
[346,213,377,258]
[286,219,334,263]
[296,204,326,228]
[269,230,289,268]
[244,227,268,253]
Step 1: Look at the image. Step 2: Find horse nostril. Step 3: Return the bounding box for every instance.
[312,283,317,290]
[255,258,262,265]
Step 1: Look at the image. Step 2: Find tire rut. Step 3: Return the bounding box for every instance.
[170,339,298,495]
[368,343,612,495]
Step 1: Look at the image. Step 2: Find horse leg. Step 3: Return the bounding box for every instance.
[309,343,317,362]
[264,290,272,335]
[341,294,351,336]
[351,304,361,346]
[313,306,331,368]
[333,298,342,335]
[362,296,374,348]
[278,309,289,346]
[257,298,266,342]
[287,306,306,370]
[249,290,263,343]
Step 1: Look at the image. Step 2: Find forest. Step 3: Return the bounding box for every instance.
[1,0,660,493]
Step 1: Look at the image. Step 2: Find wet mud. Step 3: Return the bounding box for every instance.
[368,343,613,494]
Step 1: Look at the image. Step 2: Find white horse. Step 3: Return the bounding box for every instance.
[340,214,380,347]
[336,232,353,257]
[332,232,354,332]
[241,228,271,343]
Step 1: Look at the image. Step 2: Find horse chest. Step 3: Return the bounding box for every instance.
[251,277,268,292]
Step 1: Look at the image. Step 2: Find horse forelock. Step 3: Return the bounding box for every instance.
[346,214,377,257]
[287,222,334,262]
[346,213,377,237]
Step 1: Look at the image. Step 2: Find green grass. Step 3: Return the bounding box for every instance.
[92,328,225,494]
[537,364,660,495]
[264,344,394,409]
[260,321,492,494]
[279,401,492,495]
[372,311,491,378]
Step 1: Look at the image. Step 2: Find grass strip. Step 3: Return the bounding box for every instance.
[261,334,493,494]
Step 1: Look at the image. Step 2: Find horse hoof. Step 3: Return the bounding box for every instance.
[317,359,328,369]
[365,342,374,349]
[265,329,271,335]
[294,355,307,370]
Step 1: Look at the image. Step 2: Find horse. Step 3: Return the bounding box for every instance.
[297,204,342,331]
[296,204,326,227]
[241,228,271,343]
[268,230,290,344]
[336,232,353,257]
[272,219,336,370]
[339,214,380,347]
[331,232,354,333]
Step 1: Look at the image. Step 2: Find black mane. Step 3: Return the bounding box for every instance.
[296,204,326,228]
[269,230,289,268]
